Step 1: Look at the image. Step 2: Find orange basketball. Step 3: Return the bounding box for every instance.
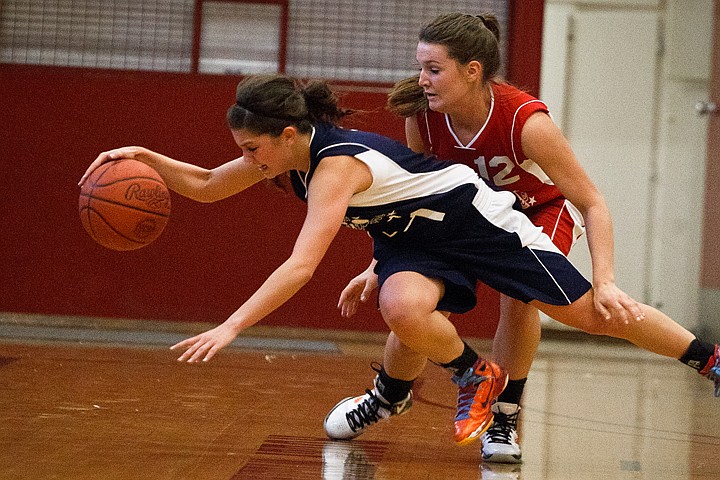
[79,159,171,251]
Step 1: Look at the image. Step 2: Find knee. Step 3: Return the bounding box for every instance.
[379,292,432,336]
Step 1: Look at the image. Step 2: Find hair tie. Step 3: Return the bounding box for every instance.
[236,104,295,123]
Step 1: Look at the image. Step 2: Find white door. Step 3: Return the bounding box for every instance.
[543,1,714,330]
[566,8,661,302]
[544,7,661,304]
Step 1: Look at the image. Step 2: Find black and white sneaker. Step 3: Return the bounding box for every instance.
[480,402,522,464]
[323,377,413,440]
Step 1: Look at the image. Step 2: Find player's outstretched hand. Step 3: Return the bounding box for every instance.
[78,146,146,187]
[593,281,645,325]
[337,268,378,318]
[170,323,239,363]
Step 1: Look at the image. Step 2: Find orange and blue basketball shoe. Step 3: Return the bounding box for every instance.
[699,344,720,397]
[324,376,413,440]
[452,358,508,446]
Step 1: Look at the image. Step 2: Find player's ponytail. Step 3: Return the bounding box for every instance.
[227,74,352,134]
[300,79,353,125]
[387,75,427,118]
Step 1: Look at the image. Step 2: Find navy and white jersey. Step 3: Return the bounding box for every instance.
[290,123,591,313]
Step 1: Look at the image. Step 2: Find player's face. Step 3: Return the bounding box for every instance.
[232,128,296,178]
[416,42,472,114]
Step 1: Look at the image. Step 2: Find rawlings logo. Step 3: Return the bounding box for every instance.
[125,183,170,210]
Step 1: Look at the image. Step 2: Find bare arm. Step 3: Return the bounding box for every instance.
[78,146,265,203]
[405,117,426,153]
[521,112,643,322]
[172,154,373,361]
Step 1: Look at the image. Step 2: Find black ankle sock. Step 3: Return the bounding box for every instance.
[496,378,527,405]
[679,338,716,371]
[376,366,414,404]
[439,342,479,376]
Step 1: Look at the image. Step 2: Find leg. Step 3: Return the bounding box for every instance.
[534,291,720,396]
[381,271,507,444]
[378,271,464,364]
[324,271,507,443]
[482,295,539,464]
[384,331,428,381]
[325,272,451,441]
[532,291,693,358]
[493,295,540,380]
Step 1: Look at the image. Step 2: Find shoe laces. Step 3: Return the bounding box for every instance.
[452,365,489,421]
[345,389,388,433]
[484,409,519,444]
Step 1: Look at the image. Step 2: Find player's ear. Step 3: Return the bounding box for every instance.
[466,60,483,82]
[281,126,298,144]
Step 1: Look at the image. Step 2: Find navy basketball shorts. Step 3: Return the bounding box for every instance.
[373,190,592,314]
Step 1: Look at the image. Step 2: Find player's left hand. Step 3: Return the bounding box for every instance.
[592,281,645,324]
[78,146,147,187]
[170,323,238,362]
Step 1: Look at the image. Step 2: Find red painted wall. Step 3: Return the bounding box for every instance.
[1,65,504,336]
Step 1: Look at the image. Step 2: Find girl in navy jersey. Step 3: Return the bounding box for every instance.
[331,13,720,461]
[79,74,719,452]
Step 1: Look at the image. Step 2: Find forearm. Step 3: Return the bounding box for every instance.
[126,148,216,201]
[223,258,315,334]
[582,202,616,287]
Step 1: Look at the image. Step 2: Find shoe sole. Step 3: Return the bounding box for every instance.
[482,452,523,464]
[456,417,495,447]
[455,370,510,447]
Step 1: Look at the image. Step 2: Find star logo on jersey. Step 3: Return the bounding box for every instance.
[342,210,403,231]
[513,191,536,209]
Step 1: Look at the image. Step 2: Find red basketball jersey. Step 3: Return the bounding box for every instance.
[416,82,563,210]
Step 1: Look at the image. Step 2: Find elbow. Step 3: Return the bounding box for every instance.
[189,172,224,203]
[193,193,217,204]
[288,259,317,287]
[296,264,316,285]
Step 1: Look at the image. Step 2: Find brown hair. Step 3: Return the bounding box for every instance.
[227,74,352,135]
[387,13,501,118]
[226,74,353,193]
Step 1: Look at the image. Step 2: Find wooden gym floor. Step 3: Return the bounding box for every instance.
[0,313,718,480]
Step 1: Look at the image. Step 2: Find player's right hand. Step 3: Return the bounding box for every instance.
[337,268,378,318]
[78,146,145,187]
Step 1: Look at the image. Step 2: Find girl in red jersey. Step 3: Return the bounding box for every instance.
[330,13,719,463]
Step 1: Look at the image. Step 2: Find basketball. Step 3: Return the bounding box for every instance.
[79,159,171,251]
